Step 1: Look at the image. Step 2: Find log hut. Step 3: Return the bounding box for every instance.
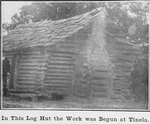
[3,8,142,100]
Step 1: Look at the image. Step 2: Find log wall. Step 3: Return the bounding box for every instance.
[43,23,93,96]
[105,23,142,100]
[15,49,47,93]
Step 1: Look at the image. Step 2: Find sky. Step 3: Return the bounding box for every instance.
[2,1,149,24]
[2,1,32,23]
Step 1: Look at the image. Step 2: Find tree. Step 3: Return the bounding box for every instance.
[3,2,149,44]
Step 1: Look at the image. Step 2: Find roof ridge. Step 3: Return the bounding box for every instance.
[17,7,103,29]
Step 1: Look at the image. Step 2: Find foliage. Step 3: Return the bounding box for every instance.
[131,45,148,102]
[3,2,149,44]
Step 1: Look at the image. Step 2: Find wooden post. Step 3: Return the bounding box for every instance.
[13,54,20,90]
[9,54,16,89]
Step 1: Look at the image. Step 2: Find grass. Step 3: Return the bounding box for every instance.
[2,95,148,110]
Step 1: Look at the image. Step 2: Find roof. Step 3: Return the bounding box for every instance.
[3,8,105,51]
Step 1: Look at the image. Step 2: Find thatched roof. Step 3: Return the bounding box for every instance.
[3,8,105,51]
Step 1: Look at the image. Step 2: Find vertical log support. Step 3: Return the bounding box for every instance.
[13,54,20,90]
[9,53,20,90]
[9,54,16,89]
[34,49,49,95]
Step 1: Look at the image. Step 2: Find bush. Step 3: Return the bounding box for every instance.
[131,45,148,102]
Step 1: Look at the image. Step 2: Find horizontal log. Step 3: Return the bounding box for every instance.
[114,75,127,79]
[113,84,123,88]
[113,86,122,90]
[115,88,129,93]
[22,51,45,55]
[19,70,37,74]
[113,70,132,76]
[17,80,36,84]
[94,69,109,73]
[45,73,72,77]
[114,77,124,81]
[44,77,72,81]
[50,51,75,56]
[92,82,108,87]
[44,83,71,87]
[92,77,108,80]
[113,90,127,95]
[18,73,37,77]
[113,65,133,70]
[49,50,76,55]
[114,63,133,68]
[19,67,38,70]
[46,69,73,74]
[20,63,45,66]
[16,84,36,89]
[19,63,40,68]
[21,54,45,58]
[21,56,47,61]
[48,60,72,64]
[113,68,132,73]
[20,59,46,63]
[48,63,73,67]
[18,79,43,83]
[59,46,78,50]
[113,85,129,90]
[49,57,73,62]
[43,88,70,92]
[113,90,122,94]
[18,75,43,81]
[21,55,46,59]
[120,72,131,76]
[50,54,73,59]
[116,57,134,63]
[17,81,41,86]
[42,90,70,95]
[48,66,74,70]
[111,59,134,64]
[47,48,77,53]
[113,73,131,78]
[19,66,45,70]
[22,51,42,55]
[44,80,71,84]
[18,77,36,81]
[44,81,70,85]
[43,86,70,91]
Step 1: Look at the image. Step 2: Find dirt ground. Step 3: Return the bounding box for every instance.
[2,95,148,110]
